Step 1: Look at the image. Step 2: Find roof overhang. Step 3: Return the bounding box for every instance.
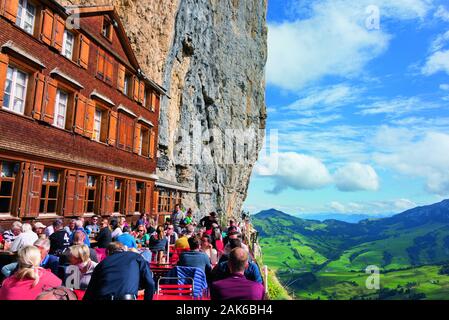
[117,104,137,118]
[50,68,84,89]
[137,116,154,127]
[90,90,115,106]
[1,41,46,69]
[155,178,192,193]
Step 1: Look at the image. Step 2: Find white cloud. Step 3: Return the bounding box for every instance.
[374,129,449,196]
[434,5,449,21]
[357,97,439,117]
[422,49,449,75]
[267,0,433,90]
[440,84,449,91]
[330,201,347,213]
[328,198,417,214]
[254,152,333,193]
[333,162,380,192]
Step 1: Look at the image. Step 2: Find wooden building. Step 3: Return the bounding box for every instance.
[0,0,167,228]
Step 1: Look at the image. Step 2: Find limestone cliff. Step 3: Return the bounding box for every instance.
[59,0,267,219]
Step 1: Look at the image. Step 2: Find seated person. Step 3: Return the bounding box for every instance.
[175,225,195,250]
[33,222,47,239]
[178,237,212,274]
[61,231,98,264]
[212,238,262,284]
[149,225,168,260]
[36,286,78,300]
[85,215,100,234]
[3,221,22,243]
[110,219,123,241]
[223,231,249,255]
[200,235,219,265]
[67,244,98,290]
[210,248,264,300]
[1,238,60,278]
[49,219,70,256]
[116,226,137,249]
[95,218,112,249]
[165,224,179,245]
[83,242,155,300]
[69,220,90,247]
[135,225,150,247]
[10,223,38,253]
[0,246,62,300]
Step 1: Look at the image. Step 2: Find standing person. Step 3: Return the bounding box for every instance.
[228,219,241,233]
[83,242,155,300]
[10,223,38,253]
[211,226,224,254]
[96,219,112,249]
[0,246,62,300]
[171,204,185,235]
[210,248,264,300]
[184,208,194,225]
[199,212,218,235]
[49,219,70,256]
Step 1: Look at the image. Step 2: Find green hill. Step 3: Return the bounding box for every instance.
[253,201,449,300]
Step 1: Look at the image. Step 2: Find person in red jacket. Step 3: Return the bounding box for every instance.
[0,246,62,300]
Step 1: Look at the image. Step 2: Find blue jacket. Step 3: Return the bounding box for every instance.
[116,233,137,249]
[41,254,60,276]
[83,251,155,300]
[166,266,208,298]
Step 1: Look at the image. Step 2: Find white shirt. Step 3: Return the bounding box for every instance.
[111,228,123,240]
[44,225,54,237]
[10,231,38,252]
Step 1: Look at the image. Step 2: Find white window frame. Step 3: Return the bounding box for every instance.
[139,130,143,155]
[123,75,129,96]
[54,89,69,129]
[16,0,36,35]
[93,109,102,142]
[3,66,28,115]
[62,30,75,60]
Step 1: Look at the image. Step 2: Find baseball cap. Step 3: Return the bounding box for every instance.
[34,222,46,229]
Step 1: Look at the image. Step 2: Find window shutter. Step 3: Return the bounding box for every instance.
[117,64,126,93]
[133,76,140,101]
[78,35,90,69]
[84,99,95,138]
[26,163,44,217]
[0,53,9,108]
[31,72,45,120]
[149,128,156,158]
[74,94,87,134]
[42,77,58,124]
[3,0,19,23]
[126,180,136,215]
[151,188,159,215]
[63,170,77,216]
[101,176,114,216]
[126,117,133,151]
[96,49,105,78]
[52,14,65,52]
[133,123,141,154]
[143,182,153,214]
[139,81,145,105]
[105,55,114,84]
[155,94,160,111]
[40,9,54,46]
[74,171,87,216]
[107,110,118,145]
[17,162,30,217]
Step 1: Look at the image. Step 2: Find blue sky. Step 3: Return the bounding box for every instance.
[244,0,449,215]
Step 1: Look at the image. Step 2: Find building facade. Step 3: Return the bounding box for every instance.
[0,0,166,228]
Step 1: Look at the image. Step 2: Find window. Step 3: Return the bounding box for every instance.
[97,49,114,85]
[135,182,144,213]
[62,30,75,60]
[124,74,132,97]
[114,179,122,213]
[84,175,97,213]
[0,161,19,214]
[40,169,60,214]
[54,89,69,129]
[16,0,36,35]
[139,126,150,157]
[93,109,102,141]
[102,17,113,41]
[3,66,28,115]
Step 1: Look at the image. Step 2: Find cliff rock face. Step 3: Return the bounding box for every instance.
[60,0,267,219]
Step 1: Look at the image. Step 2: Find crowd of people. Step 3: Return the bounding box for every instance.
[0,205,264,300]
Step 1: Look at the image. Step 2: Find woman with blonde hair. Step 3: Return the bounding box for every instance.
[0,246,61,300]
[67,244,98,290]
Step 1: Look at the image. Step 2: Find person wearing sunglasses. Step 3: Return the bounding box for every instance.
[135,226,150,248]
[86,216,100,234]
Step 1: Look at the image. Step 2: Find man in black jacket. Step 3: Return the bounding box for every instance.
[95,219,112,248]
[49,219,70,256]
[83,242,155,300]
